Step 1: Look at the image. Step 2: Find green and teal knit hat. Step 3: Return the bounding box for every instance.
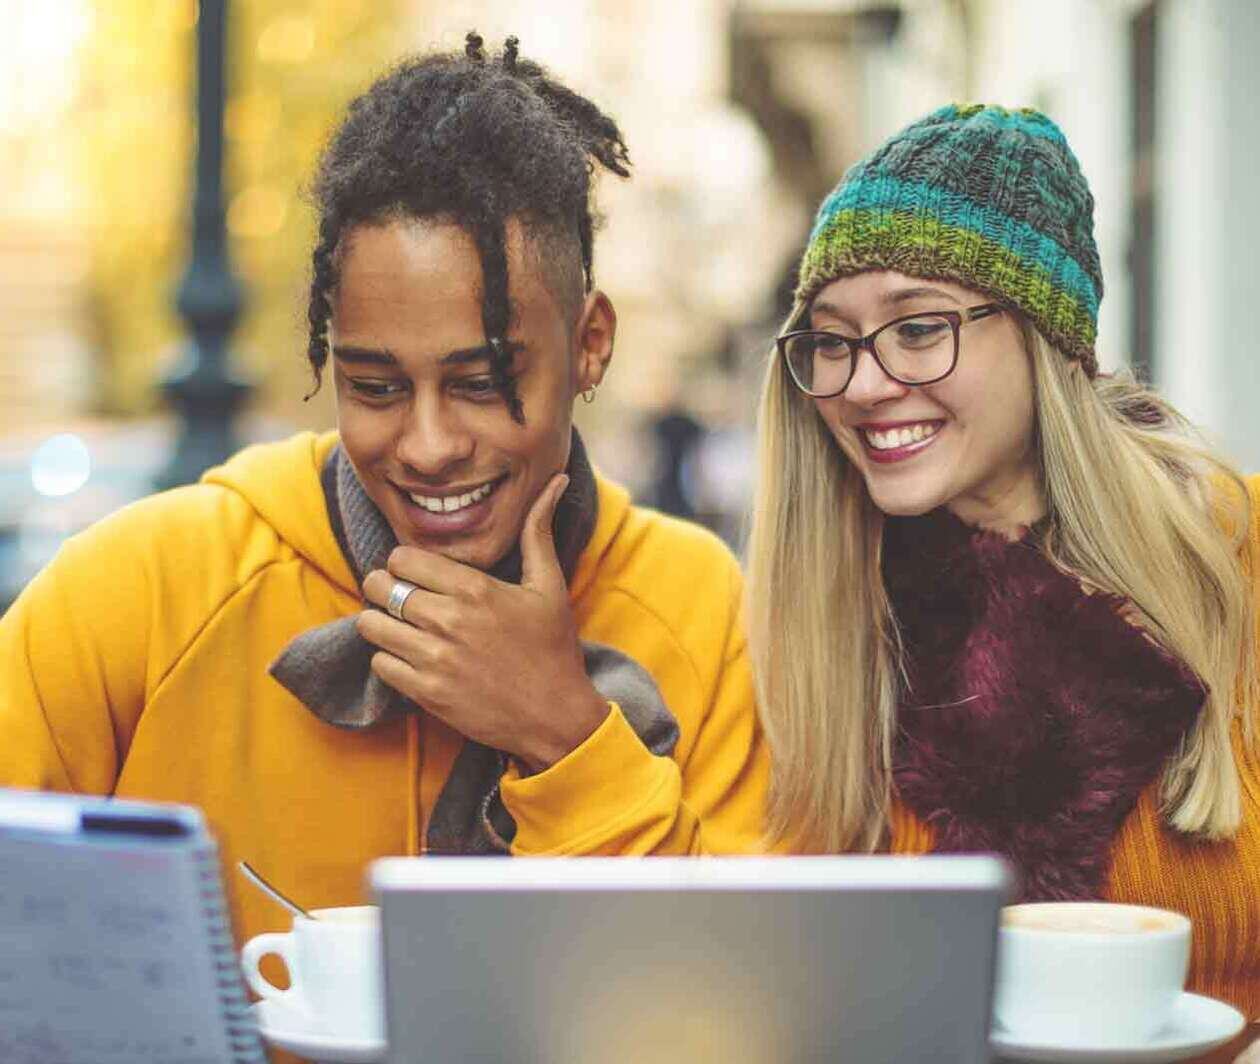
[795,104,1103,377]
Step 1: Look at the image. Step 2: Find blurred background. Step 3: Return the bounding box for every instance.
[1,0,1258,611]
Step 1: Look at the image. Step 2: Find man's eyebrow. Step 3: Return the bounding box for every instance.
[332,345,398,366]
[440,345,496,366]
[331,344,503,367]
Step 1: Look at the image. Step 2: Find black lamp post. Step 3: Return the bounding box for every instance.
[155,0,253,491]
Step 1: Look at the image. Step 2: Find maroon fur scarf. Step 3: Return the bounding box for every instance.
[882,509,1206,901]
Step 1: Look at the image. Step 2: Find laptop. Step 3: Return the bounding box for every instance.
[371,855,1010,1064]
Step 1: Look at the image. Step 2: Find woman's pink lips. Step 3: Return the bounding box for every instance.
[393,480,501,537]
[860,423,945,465]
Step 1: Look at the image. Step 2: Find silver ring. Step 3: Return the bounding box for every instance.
[386,579,419,620]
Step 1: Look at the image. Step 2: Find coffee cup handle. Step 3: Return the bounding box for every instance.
[240,932,301,1008]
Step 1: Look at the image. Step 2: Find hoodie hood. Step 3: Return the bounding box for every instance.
[201,431,356,595]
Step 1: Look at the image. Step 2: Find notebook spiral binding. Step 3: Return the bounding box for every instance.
[194,844,268,1063]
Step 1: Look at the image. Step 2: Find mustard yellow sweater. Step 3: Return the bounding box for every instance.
[0,432,771,955]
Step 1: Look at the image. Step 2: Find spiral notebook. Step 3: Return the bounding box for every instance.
[0,787,265,1064]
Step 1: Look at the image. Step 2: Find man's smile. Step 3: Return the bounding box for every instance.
[393,474,506,514]
[390,474,509,536]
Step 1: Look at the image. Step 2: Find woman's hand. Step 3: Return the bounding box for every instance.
[358,474,610,772]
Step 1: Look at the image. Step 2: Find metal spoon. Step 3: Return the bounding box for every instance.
[237,860,317,921]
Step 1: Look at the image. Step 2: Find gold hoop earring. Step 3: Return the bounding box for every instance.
[581,386,598,404]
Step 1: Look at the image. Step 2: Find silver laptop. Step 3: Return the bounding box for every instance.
[371,855,1009,1064]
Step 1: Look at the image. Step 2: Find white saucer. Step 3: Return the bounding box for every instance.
[990,992,1246,1063]
[250,999,387,1064]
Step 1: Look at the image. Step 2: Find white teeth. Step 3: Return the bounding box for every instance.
[408,480,496,513]
[863,423,940,451]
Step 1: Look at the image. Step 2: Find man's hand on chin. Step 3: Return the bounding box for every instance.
[358,473,610,771]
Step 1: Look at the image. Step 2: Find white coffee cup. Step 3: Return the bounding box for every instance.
[240,905,384,1041]
[993,902,1191,1046]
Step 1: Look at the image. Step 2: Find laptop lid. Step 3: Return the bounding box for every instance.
[371,855,1010,1064]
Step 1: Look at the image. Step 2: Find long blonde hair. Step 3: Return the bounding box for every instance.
[747,316,1257,853]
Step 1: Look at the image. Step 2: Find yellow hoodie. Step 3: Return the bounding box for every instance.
[0,432,770,950]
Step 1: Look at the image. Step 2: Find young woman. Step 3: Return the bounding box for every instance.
[747,105,1260,1032]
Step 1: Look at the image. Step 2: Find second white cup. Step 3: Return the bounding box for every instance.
[993,901,1191,1047]
[240,904,384,1042]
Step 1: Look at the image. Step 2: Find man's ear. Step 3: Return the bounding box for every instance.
[573,291,616,395]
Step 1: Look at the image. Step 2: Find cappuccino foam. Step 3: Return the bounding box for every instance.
[1003,906,1183,935]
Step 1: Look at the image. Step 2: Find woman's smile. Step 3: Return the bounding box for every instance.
[858,419,946,464]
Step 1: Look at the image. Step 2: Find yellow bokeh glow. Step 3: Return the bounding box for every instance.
[71,0,403,421]
[228,184,289,240]
[159,0,199,35]
[257,14,316,65]
[225,92,283,144]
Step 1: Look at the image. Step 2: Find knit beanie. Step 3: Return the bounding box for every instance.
[795,104,1103,377]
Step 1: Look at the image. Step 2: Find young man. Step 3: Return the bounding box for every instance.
[0,35,770,948]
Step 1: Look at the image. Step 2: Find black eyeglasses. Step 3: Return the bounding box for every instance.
[777,303,1005,398]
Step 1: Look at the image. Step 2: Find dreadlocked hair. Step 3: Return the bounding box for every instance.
[305,32,631,421]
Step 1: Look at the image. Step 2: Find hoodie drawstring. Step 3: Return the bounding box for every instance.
[406,714,420,856]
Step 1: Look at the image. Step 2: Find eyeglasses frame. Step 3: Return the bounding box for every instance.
[777,302,1006,398]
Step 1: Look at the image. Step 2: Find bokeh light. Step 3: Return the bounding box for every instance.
[30,434,92,498]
